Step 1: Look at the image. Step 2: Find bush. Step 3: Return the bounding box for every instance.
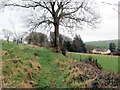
[80,56,102,70]
[61,47,66,56]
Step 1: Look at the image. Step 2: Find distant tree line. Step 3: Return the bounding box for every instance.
[25,31,87,53]
[2,29,120,55]
[26,32,48,47]
[1,29,86,53]
[2,29,28,44]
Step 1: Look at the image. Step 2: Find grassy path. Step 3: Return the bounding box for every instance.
[35,48,67,88]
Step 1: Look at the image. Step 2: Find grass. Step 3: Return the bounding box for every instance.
[35,48,69,88]
[2,40,69,88]
[67,52,119,72]
[85,39,118,49]
[2,40,119,88]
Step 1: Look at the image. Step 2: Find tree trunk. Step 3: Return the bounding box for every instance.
[7,37,9,43]
[7,38,8,41]
[54,22,60,52]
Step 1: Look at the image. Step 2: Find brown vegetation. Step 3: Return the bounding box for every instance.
[2,50,8,55]
[66,61,120,88]
[2,59,41,88]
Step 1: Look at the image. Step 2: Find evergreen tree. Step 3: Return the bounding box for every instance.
[109,43,116,52]
[72,35,86,53]
[117,48,120,52]
[63,41,72,52]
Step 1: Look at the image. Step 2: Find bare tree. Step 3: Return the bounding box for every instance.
[2,29,13,42]
[102,2,120,14]
[12,31,28,44]
[1,0,100,52]
[17,31,28,43]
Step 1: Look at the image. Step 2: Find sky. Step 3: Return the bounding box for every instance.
[0,0,119,42]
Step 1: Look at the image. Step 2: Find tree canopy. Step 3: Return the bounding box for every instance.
[109,43,116,52]
[71,35,86,53]
[1,0,100,52]
[26,32,48,47]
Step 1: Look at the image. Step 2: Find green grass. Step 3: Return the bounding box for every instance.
[67,52,119,72]
[85,39,119,49]
[2,40,69,88]
[35,48,68,88]
[2,40,119,88]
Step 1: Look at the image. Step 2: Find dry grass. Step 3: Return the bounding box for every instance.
[28,44,41,49]
[65,60,120,88]
[20,82,33,88]
[56,60,67,66]
[59,68,67,71]
[26,60,41,71]
[2,59,41,88]
[2,50,8,55]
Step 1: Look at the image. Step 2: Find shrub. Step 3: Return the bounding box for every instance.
[80,56,102,70]
[61,47,66,56]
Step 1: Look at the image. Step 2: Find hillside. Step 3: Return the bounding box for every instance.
[85,39,119,49]
[2,41,70,88]
[2,41,120,88]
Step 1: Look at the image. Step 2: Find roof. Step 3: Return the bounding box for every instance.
[94,48,110,52]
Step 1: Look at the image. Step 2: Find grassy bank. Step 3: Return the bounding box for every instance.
[2,41,69,88]
[2,40,119,88]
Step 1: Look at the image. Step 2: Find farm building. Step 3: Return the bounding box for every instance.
[92,48,111,55]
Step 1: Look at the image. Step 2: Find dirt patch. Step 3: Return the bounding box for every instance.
[2,50,8,55]
[26,60,41,71]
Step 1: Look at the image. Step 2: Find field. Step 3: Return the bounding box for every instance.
[67,52,119,72]
[1,40,120,88]
[85,39,119,49]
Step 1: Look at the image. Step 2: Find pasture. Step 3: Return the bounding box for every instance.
[67,52,119,72]
[85,40,118,49]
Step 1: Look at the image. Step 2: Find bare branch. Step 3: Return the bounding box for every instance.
[61,1,84,17]
[1,0,100,52]
[113,8,120,14]
[102,2,118,6]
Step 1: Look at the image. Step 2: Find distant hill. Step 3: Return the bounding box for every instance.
[85,40,119,49]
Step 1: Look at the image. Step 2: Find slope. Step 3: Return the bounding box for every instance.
[2,41,69,88]
[85,39,119,49]
[2,40,119,88]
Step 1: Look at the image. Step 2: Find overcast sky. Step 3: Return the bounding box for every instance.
[0,0,119,42]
